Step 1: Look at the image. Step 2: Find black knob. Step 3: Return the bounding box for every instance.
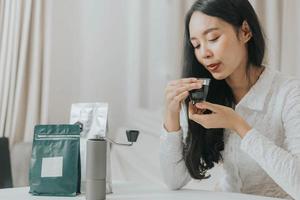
[126,130,139,142]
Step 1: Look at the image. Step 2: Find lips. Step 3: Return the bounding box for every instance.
[207,63,221,72]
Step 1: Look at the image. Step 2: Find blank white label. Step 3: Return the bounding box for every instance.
[41,157,63,177]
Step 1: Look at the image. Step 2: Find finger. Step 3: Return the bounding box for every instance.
[165,88,184,102]
[172,91,189,104]
[171,92,189,104]
[188,102,205,117]
[165,85,186,96]
[168,78,200,86]
[188,101,197,116]
[179,78,202,85]
[166,82,203,96]
[186,82,203,91]
[166,87,190,105]
[195,101,220,112]
[176,83,203,95]
[189,112,218,129]
[166,85,194,99]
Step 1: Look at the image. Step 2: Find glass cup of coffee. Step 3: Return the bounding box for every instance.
[189,78,211,105]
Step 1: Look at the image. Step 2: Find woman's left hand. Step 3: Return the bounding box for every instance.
[188,101,252,138]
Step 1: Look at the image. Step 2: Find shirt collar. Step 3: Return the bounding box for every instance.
[235,66,276,111]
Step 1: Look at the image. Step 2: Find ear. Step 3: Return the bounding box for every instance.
[239,21,252,43]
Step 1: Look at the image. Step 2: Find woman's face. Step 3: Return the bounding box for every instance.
[189,11,249,80]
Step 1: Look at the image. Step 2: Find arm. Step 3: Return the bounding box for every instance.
[187,81,300,198]
[240,81,300,199]
[160,128,192,190]
[161,78,202,189]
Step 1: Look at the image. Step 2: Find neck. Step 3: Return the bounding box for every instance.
[225,65,264,103]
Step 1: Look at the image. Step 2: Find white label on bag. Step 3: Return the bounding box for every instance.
[41,157,63,177]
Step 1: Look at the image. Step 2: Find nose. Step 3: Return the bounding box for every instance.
[200,46,213,59]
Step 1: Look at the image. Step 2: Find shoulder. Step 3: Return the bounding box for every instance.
[267,67,300,94]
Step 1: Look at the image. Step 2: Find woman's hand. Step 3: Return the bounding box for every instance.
[164,78,203,132]
[188,101,252,138]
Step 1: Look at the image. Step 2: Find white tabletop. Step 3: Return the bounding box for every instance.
[0,182,285,200]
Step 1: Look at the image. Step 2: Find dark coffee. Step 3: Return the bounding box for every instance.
[189,78,210,104]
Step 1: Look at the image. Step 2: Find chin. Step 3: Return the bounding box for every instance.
[212,73,227,80]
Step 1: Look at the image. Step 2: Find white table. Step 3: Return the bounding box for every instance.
[0,182,286,200]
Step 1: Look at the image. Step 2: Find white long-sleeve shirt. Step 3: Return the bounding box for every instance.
[160,67,300,199]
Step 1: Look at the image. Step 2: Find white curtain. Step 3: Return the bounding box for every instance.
[250,0,300,76]
[0,0,49,145]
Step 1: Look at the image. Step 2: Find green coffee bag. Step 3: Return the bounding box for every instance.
[29,124,81,196]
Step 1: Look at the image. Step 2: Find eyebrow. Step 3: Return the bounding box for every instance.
[190,27,219,40]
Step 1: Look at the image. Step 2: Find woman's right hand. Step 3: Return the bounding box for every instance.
[164,78,203,132]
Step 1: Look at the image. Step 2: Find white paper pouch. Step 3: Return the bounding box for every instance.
[69,103,112,194]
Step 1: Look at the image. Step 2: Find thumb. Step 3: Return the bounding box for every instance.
[195,101,219,112]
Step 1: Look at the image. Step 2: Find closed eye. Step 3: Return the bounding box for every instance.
[193,44,200,49]
[208,36,220,42]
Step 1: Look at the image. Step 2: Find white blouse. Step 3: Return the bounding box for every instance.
[160,67,300,199]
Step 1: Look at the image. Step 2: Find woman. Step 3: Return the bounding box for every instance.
[160,0,300,199]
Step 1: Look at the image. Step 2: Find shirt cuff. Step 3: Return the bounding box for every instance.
[160,125,184,157]
[240,128,260,152]
[161,125,183,144]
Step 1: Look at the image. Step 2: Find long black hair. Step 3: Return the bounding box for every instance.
[182,0,265,179]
